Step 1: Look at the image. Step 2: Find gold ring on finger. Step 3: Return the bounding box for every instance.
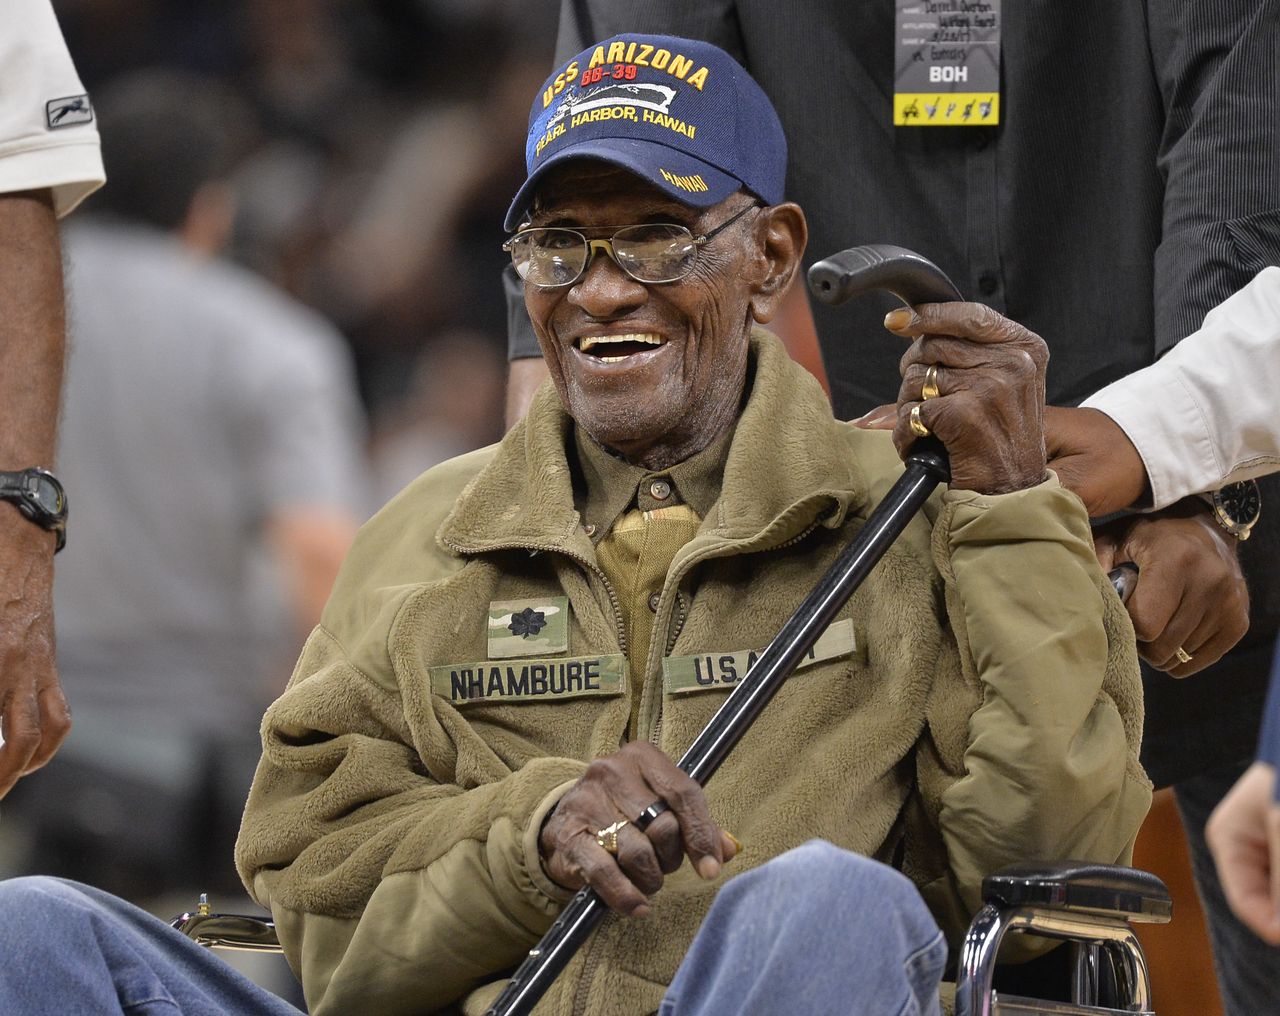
[595,819,628,855]
[921,364,941,401]
[1174,646,1193,664]
[909,404,931,439]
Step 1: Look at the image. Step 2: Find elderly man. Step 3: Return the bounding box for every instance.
[0,34,1148,1016]
[231,32,1150,1013]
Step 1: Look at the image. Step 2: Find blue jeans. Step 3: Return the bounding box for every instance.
[661,841,947,1016]
[0,877,302,1015]
[0,843,946,1015]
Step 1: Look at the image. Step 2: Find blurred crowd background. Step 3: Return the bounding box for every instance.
[0,0,560,957]
[60,0,550,441]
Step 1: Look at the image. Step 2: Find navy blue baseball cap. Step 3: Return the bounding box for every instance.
[505,34,787,231]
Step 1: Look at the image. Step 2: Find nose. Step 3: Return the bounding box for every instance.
[567,240,649,318]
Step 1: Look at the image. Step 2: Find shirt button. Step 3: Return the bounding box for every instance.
[978,272,999,295]
[649,479,672,501]
[647,592,661,612]
[584,523,597,537]
[972,132,989,152]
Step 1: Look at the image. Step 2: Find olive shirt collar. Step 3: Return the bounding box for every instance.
[438,329,868,560]
[572,421,734,543]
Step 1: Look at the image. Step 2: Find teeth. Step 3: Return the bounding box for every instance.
[578,333,664,353]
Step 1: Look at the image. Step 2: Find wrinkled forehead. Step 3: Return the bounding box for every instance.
[528,160,701,224]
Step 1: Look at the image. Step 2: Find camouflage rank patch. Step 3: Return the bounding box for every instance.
[430,654,625,705]
[488,597,569,658]
[662,618,856,695]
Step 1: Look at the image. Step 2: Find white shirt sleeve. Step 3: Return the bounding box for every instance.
[1082,266,1280,509]
[0,0,105,216]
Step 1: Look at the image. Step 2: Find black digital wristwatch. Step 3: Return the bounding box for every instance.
[0,468,68,552]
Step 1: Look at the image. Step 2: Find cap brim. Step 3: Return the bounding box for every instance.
[504,138,743,232]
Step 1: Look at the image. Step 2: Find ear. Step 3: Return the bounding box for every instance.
[747,202,807,324]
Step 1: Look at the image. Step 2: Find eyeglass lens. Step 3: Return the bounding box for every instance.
[510,223,698,286]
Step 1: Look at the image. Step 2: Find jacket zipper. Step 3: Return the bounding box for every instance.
[769,516,826,552]
[445,536,626,1016]
[570,922,611,1016]
[452,510,832,1010]
[648,590,689,747]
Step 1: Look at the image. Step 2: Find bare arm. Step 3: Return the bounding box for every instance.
[0,189,72,793]
[1069,267,1280,513]
[264,507,359,640]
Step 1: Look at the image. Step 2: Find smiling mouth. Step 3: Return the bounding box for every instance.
[576,333,666,363]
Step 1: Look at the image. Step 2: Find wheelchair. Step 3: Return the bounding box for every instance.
[173,859,1171,1015]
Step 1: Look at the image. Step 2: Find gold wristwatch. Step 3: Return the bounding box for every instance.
[1198,479,1261,540]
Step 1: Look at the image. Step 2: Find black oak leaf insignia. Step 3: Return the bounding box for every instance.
[508,607,547,638]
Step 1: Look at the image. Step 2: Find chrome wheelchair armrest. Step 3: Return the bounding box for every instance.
[980,863,1172,924]
[170,894,283,954]
[955,862,1172,1016]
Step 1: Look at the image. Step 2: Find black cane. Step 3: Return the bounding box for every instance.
[484,246,961,1016]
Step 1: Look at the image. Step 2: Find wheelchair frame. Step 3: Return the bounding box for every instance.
[174,861,1171,1014]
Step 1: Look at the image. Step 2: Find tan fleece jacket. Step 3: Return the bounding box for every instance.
[236,330,1151,1016]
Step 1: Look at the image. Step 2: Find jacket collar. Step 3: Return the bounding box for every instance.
[438,329,869,558]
